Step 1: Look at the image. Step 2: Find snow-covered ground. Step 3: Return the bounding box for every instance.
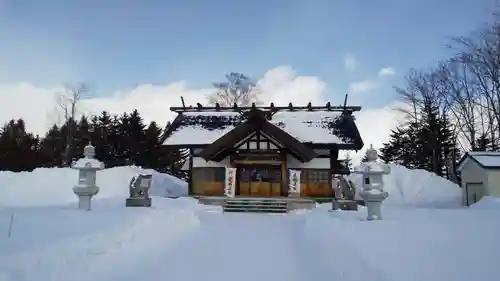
[0,165,499,281]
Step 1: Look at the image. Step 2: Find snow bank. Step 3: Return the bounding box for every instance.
[349,164,462,208]
[301,205,500,281]
[470,196,500,210]
[0,166,187,207]
[0,197,202,281]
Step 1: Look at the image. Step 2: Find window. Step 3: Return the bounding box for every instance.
[192,167,225,181]
[301,169,330,183]
[242,167,281,182]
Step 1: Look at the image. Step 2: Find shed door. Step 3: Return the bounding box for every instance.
[465,182,484,206]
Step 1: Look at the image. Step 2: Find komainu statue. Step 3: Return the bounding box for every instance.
[126,173,153,207]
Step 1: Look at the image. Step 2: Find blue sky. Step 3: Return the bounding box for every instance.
[0,0,498,108]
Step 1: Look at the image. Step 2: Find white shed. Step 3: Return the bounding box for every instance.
[457,151,500,206]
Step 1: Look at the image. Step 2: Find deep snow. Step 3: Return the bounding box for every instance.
[0,165,498,281]
[349,164,462,208]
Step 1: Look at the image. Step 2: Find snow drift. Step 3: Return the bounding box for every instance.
[0,166,187,207]
[470,196,500,210]
[0,164,498,281]
[349,164,462,208]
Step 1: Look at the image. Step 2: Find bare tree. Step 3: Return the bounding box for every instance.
[208,72,261,106]
[434,60,479,150]
[56,83,87,166]
[449,15,500,150]
[395,69,448,122]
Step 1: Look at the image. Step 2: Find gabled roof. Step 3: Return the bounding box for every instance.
[162,103,364,150]
[457,151,500,171]
[198,110,317,162]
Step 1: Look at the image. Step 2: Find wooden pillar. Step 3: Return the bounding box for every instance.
[281,151,288,197]
[329,147,339,197]
[188,148,194,196]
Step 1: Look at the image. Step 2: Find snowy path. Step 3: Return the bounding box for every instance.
[112,212,308,281]
[0,207,201,281]
[0,204,405,281]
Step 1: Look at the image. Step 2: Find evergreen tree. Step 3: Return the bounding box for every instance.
[40,125,65,167]
[72,116,91,160]
[127,109,147,166]
[142,121,163,169]
[95,111,113,164]
[474,134,491,151]
[0,119,41,172]
[361,154,369,163]
[380,105,459,177]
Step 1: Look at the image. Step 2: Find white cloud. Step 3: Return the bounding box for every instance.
[348,65,396,94]
[257,66,326,105]
[349,102,406,164]
[349,79,377,94]
[344,53,357,72]
[378,66,396,77]
[0,65,400,165]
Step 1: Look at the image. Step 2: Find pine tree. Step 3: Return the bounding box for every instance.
[95,111,113,164]
[125,110,147,166]
[40,125,65,167]
[0,119,41,171]
[142,121,163,169]
[72,116,91,160]
[361,154,369,163]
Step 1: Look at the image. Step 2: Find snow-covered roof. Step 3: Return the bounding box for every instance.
[271,111,344,143]
[72,158,105,170]
[162,108,362,148]
[457,151,500,171]
[163,111,246,146]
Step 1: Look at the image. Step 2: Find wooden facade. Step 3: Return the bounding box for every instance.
[163,103,363,198]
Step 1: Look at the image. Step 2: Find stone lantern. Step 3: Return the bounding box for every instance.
[71,143,105,211]
[352,144,390,220]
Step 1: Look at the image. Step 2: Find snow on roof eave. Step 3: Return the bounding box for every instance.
[182,111,243,116]
[458,152,500,171]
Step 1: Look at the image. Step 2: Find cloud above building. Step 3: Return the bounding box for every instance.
[0,65,401,164]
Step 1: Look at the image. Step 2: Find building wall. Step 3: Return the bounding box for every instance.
[287,155,330,169]
[486,170,500,198]
[190,154,333,197]
[190,156,230,196]
[460,159,487,206]
[192,156,231,168]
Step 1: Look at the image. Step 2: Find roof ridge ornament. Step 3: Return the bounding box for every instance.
[169,102,362,113]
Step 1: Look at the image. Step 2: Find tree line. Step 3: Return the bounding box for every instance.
[0,72,259,175]
[379,10,500,181]
[0,109,187,177]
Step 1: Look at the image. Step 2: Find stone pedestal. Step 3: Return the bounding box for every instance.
[126,173,153,207]
[360,190,388,220]
[126,197,152,207]
[73,186,99,211]
[336,199,359,211]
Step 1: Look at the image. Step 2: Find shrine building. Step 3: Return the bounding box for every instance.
[161,102,364,198]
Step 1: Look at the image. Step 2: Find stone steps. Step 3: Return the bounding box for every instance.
[223,198,288,213]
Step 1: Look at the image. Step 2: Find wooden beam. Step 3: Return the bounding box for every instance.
[232,160,281,165]
[169,105,362,113]
[329,147,339,195]
[188,148,194,196]
[281,151,288,197]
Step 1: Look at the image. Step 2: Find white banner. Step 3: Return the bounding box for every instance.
[288,169,301,195]
[224,167,237,197]
[332,175,342,199]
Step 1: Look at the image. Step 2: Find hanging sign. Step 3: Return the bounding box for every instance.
[288,169,301,195]
[224,167,237,197]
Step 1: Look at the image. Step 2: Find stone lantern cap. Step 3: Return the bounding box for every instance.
[72,143,105,170]
[352,144,390,175]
